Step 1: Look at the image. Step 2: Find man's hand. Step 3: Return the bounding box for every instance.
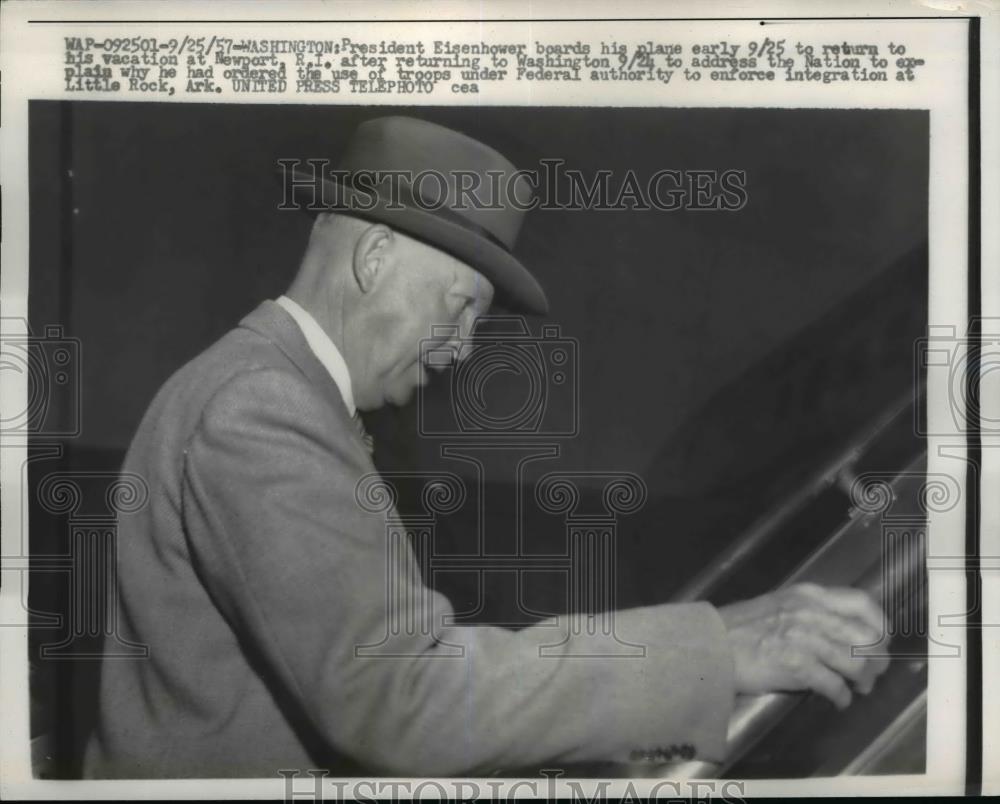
[717,583,891,710]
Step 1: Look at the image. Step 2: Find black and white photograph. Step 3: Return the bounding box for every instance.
[0,2,994,800]
[23,99,931,779]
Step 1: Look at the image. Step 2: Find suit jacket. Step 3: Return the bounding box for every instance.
[83,300,735,778]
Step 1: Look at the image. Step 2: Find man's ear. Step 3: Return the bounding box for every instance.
[353,223,393,293]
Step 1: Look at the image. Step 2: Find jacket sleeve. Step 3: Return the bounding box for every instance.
[180,367,735,776]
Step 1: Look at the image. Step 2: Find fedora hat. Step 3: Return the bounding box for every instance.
[279,116,548,315]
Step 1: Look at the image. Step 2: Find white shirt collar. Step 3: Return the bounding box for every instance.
[275,295,356,415]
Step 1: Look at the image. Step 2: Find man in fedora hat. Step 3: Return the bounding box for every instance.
[84,116,888,778]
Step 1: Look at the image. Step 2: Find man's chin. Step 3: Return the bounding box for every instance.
[382,365,427,407]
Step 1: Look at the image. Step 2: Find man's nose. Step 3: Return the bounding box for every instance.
[442,307,482,365]
[457,303,482,342]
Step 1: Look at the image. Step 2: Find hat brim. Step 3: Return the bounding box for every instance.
[282,171,549,316]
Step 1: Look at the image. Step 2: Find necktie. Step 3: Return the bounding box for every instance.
[352,410,375,456]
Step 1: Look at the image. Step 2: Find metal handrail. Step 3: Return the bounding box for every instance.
[671,390,916,604]
[645,455,927,778]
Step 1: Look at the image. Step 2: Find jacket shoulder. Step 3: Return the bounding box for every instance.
[128,324,330,461]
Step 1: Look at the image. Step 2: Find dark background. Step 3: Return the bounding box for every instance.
[27,102,928,775]
[30,103,926,469]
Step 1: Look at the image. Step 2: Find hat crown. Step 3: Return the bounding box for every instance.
[335,116,531,250]
[281,115,549,314]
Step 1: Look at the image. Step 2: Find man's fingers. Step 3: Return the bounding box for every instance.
[724,584,895,703]
[797,657,853,709]
[851,651,892,692]
[795,583,886,637]
[793,603,880,647]
[790,628,870,685]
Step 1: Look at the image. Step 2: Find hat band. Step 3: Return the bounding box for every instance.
[330,173,514,255]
